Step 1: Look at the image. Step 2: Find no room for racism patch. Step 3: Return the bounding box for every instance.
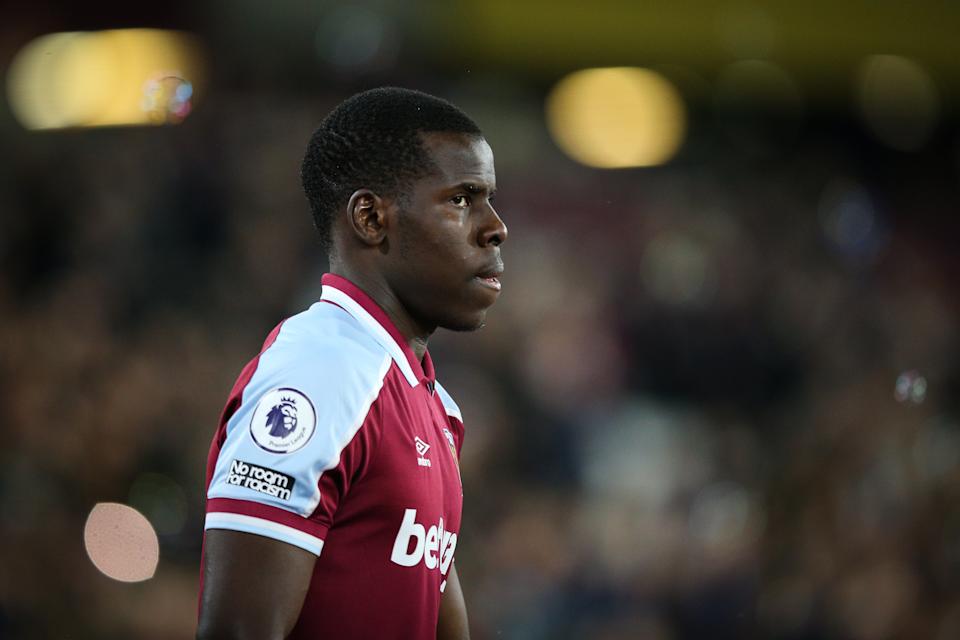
[227,459,296,501]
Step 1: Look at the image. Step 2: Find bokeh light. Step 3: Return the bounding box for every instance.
[894,370,927,404]
[818,179,888,265]
[6,29,204,130]
[688,481,763,556]
[83,502,159,582]
[857,54,939,152]
[546,67,686,168]
[142,76,194,124]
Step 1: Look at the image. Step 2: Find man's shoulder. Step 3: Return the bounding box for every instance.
[237,302,395,411]
[263,301,391,377]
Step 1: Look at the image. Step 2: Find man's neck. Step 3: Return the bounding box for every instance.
[328,265,432,360]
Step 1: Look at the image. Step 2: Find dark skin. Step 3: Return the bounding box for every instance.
[198,132,506,640]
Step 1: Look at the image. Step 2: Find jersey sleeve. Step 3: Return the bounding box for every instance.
[205,339,392,555]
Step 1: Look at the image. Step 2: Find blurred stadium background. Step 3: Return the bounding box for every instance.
[2,1,960,638]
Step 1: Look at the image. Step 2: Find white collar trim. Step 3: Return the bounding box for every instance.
[320,284,420,387]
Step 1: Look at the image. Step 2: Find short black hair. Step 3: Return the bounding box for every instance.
[301,87,483,251]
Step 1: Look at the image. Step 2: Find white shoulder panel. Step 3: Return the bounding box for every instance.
[207,302,392,518]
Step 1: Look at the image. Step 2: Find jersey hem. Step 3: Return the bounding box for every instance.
[206,496,329,538]
[205,512,325,555]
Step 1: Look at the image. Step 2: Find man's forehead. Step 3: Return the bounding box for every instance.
[419,132,496,187]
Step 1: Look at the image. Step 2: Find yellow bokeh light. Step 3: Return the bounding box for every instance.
[5,32,79,130]
[546,67,686,169]
[6,29,204,130]
[857,55,939,152]
[52,32,119,127]
[84,502,159,583]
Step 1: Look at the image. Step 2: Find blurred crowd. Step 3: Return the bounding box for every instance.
[2,83,960,640]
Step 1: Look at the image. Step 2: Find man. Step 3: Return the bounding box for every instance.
[197,87,506,639]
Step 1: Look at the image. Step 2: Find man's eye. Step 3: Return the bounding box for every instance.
[451,195,470,207]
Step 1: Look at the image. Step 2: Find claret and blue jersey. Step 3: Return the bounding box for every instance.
[202,273,465,639]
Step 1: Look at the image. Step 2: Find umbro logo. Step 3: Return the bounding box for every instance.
[415,436,431,467]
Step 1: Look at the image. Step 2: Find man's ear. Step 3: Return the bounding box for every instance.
[346,189,389,246]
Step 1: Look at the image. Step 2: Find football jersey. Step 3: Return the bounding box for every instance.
[201,273,465,639]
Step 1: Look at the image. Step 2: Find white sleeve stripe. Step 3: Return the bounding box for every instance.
[204,512,325,556]
[302,352,392,515]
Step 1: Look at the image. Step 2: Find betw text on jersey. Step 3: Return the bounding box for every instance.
[390,508,457,575]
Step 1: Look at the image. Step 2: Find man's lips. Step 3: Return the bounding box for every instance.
[476,275,502,291]
[474,265,504,292]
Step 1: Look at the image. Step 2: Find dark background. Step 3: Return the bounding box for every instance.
[2,1,960,638]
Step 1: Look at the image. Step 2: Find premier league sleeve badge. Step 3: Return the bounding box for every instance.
[249,388,317,454]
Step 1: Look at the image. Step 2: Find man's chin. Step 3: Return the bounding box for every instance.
[440,312,488,333]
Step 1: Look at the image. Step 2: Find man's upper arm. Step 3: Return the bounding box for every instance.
[199,327,391,637]
[437,563,470,640]
[198,530,316,640]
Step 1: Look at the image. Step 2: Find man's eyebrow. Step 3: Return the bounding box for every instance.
[456,182,496,196]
